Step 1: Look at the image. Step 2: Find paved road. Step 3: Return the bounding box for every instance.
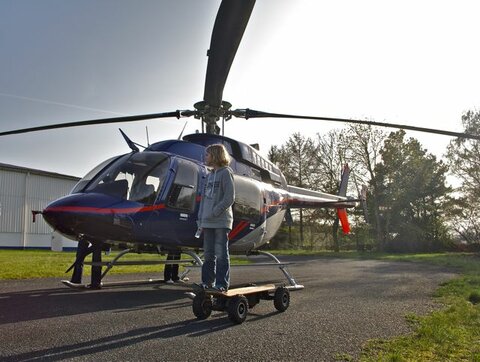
[0,256,455,361]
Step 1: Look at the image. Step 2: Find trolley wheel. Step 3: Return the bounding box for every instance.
[273,286,290,312]
[247,294,260,308]
[227,295,249,324]
[192,293,213,320]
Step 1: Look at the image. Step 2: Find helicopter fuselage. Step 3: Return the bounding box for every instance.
[42,133,289,252]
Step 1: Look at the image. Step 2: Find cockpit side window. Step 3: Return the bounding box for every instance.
[84,152,170,204]
[166,158,198,212]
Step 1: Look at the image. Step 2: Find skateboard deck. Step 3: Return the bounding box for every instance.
[196,283,276,297]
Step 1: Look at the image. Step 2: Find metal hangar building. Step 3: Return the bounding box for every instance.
[0,163,80,250]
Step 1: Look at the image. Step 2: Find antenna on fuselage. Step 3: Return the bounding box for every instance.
[178,121,188,140]
[119,128,146,152]
[145,126,150,147]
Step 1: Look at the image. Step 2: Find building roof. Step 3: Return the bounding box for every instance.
[0,163,80,181]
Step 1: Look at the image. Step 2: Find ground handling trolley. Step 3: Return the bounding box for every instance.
[191,283,290,324]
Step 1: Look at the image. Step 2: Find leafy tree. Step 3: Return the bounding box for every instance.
[446,110,480,245]
[375,130,451,251]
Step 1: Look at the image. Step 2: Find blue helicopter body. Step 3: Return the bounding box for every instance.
[43,133,295,253]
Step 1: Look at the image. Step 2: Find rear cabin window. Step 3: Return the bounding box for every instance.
[233,177,262,223]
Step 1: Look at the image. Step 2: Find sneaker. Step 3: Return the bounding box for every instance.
[165,279,175,284]
[174,279,186,284]
[212,285,227,292]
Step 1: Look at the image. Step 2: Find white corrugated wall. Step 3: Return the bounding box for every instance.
[0,167,79,249]
[0,170,26,246]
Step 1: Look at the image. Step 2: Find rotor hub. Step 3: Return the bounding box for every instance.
[194,101,232,134]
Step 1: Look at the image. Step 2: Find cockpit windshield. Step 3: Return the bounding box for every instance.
[84,152,170,204]
[71,154,125,194]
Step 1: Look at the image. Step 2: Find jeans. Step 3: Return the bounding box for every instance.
[201,228,230,289]
[164,251,180,281]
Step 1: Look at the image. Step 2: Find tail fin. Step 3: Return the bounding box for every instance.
[337,164,351,233]
[338,164,350,197]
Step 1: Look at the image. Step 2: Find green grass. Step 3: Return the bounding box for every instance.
[0,249,248,280]
[0,250,166,279]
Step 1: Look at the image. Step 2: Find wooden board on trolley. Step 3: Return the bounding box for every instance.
[200,283,276,297]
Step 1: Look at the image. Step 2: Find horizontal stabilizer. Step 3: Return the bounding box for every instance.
[286,185,355,209]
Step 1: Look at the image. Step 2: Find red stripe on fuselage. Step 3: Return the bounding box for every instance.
[228,220,249,239]
[45,204,166,214]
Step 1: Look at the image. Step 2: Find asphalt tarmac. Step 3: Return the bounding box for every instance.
[0,256,455,361]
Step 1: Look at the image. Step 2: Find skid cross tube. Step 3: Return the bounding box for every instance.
[100,248,131,280]
[82,249,203,282]
[249,250,304,290]
[179,250,204,281]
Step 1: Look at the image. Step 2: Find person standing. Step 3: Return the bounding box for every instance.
[197,144,235,292]
[163,249,181,284]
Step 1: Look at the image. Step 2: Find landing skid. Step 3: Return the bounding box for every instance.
[61,280,88,289]
[61,278,182,290]
[63,246,303,294]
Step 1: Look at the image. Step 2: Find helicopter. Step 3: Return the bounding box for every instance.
[1,0,479,290]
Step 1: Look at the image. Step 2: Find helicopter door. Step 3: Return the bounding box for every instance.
[165,158,199,214]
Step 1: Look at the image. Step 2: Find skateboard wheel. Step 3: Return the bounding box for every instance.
[273,287,290,312]
[193,294,213,320]
[227,295,248,324]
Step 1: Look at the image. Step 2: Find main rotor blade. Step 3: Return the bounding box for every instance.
[239,109,480,141]
[203,0,256,108]
[0,111,181,137]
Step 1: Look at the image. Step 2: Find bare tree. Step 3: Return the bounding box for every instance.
[344,125,387,249]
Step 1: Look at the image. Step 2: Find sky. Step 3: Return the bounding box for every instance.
[1,0,480,178]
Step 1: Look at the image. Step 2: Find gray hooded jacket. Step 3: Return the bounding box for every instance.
[198,166,235,230]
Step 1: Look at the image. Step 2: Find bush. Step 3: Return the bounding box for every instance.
[468,291,480,305]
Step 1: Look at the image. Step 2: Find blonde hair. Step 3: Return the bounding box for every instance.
[205,144,231,167]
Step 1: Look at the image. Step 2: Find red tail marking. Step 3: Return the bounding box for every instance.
[337,208,351,234]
